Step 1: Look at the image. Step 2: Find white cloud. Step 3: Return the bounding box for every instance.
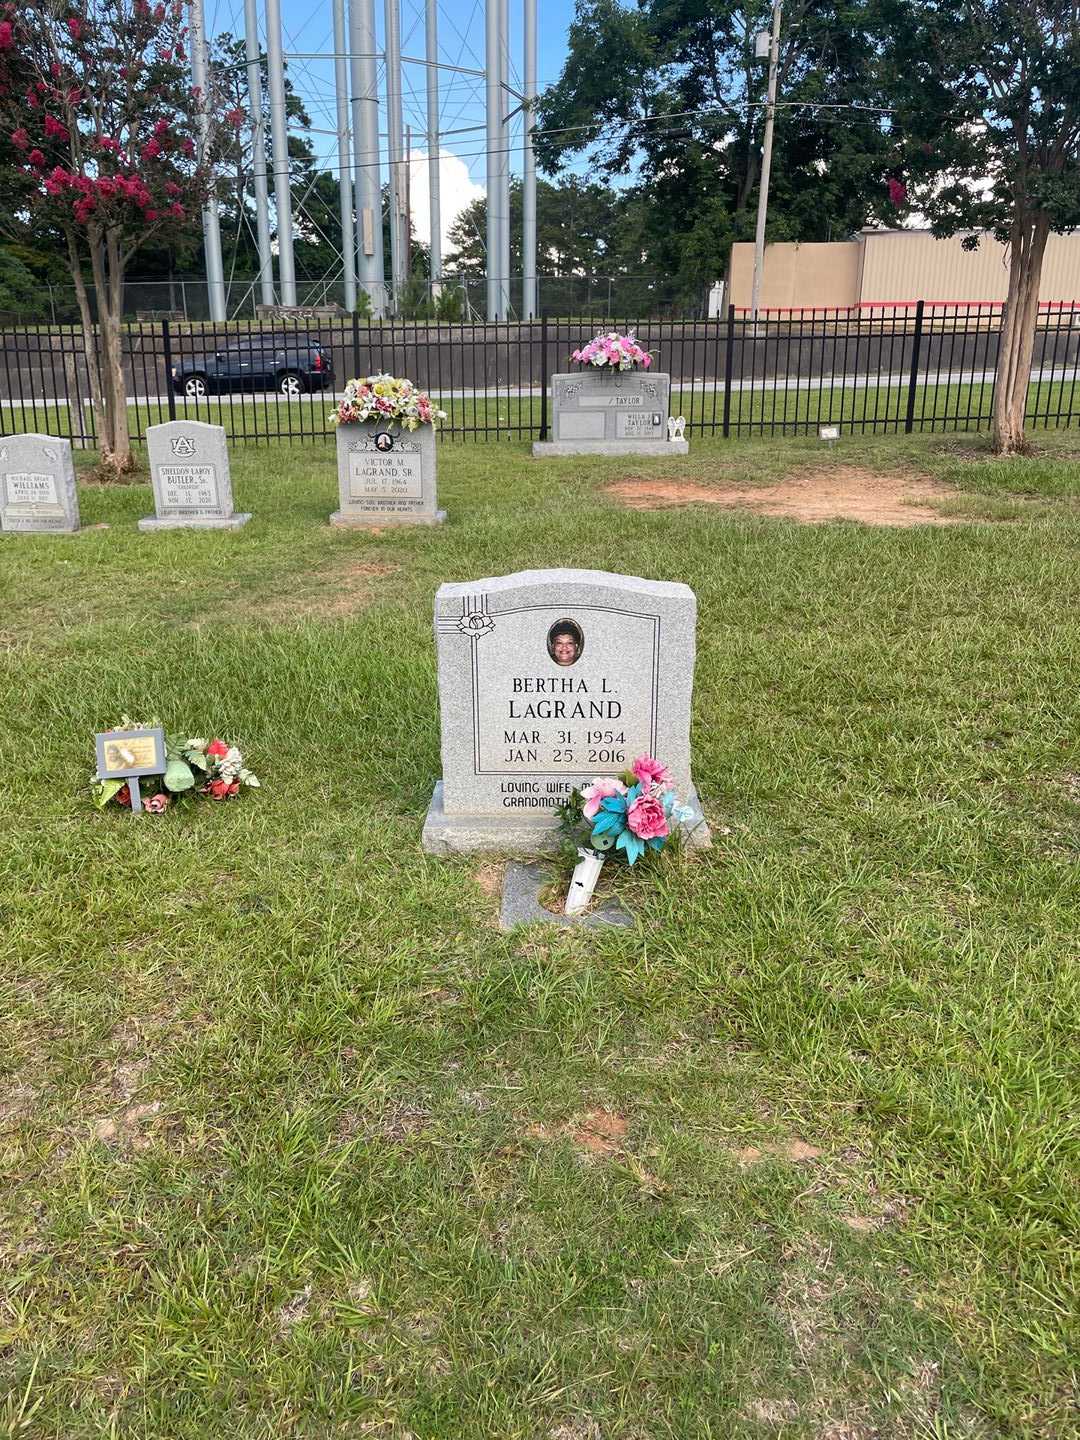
[406,149,484,259]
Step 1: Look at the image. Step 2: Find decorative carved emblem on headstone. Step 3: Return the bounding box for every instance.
[170,435,197,457]
[374,431,395,453]
[668,415,686,440]
[44,447,58,461]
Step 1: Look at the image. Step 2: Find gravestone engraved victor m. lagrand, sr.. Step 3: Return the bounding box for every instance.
[331,420,445,527]
[422,569,709,854]
[0,434,80,534]
[139,420,250,531]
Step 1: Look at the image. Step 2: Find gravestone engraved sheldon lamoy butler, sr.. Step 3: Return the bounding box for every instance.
[139,421,251,531]
[532,370,690,458]
[331,419,446,527]
[0,434,80,534]
[422,569,710,854]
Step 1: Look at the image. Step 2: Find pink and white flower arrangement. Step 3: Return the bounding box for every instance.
[562,755,694,864]
[570,331,652,372]
[330,373,447,431]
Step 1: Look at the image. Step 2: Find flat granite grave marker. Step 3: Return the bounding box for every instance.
[331,422,445,527]
[0,434,79,534]
[533,371,690,458]
[423,568,709,854]
[139,421,250,531]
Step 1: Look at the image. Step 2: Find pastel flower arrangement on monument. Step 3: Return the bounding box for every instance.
[92,717,260,813]
[330,373,447,430]
[561,755,694,864]
[570,331,652,372]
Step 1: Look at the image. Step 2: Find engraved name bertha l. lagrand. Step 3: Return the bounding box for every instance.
[424,570,708,853]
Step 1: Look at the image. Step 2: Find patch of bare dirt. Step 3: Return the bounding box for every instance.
[607,466,962,526]
[735,1137,825,1166]
[747,1398,800,1424]
[473,861,504,898]
[241,559,398,621]
[277,1282,313,1332]
[528,1108,629,1157]
[549,1421,601,1440]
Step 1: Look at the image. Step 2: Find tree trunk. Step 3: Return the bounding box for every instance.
[67,233,110,455]
[88,234,133,475]
[992,210,1051,455]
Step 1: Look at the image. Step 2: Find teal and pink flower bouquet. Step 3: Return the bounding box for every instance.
[569,331,652,372]
[559,754,694,866]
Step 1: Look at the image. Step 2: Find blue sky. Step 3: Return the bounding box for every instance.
[205,0,581,247]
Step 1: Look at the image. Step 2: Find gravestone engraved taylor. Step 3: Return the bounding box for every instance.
[139,420,250,531]
[0,434,79,534]
[532,371,690,458]
[423,569,709,854]
[331,421,445,527]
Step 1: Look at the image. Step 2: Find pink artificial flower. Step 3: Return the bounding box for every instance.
[626,790,669,842]
[115,783,132,808]
[206,739,229,759]
[0,21,12,50]
[581,775,627,820]
[632,755,673,789]
[144,793,169,813]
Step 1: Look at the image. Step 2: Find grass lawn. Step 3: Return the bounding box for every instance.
[1,431,1078,1438]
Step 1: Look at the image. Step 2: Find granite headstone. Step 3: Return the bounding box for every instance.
[0,434,79,534]
[533,370,689,457]
[331,420,445,527]
[140,421,250,531]
[423,568,709,854]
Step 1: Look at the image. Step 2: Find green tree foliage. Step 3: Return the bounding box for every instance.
[534,0,899,295]
[446,175,632,276]
[880,0,1080,452]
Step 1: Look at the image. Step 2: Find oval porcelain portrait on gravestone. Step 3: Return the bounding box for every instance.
[547,618,584,667]
[374,431,395,452]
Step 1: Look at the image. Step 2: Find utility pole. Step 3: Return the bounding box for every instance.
[426,0,441,286]
[385,0,405,310]
[264,0,297,304]
[497,0,510,317]
[332,0,357,310]
[522,0,537,318]
[405,122,412,283]
[485,0,501,318]
[191,0,227,320]
[750,0,781,323]
[350,0,385,315]
[243,0,274,306]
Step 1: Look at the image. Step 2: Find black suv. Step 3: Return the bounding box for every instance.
[170,336,334,398]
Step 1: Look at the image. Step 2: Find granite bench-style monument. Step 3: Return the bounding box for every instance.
[139,420,250,531]
[331,420,445,527]
[532,370,689,458]
[423,568,709,854]
[0,434,80,534]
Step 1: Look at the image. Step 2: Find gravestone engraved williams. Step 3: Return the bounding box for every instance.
[139,421,250,531]
[0,434,80,534]
[422,569,709,854]
[331,422,446,527]
[532,371,690,458]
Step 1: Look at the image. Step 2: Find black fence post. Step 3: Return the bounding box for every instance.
[904,299,925,433]
[539,312,549,441]
[722,304,735,439]
[351,309,361,380]
[161,318,176,421]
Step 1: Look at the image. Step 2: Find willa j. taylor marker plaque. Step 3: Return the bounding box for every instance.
[533,371,689,458]
[422,569,709,853]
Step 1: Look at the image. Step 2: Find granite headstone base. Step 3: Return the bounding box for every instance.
[138,511,251,531]
[422,779,710,855]
[532,438,689,457]
[329,507,447,528]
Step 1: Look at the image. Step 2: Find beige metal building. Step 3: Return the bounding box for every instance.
[728,228,1080,310]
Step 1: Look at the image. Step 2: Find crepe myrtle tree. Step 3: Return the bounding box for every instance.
[0,0,233,474]
[882,0,1080,454]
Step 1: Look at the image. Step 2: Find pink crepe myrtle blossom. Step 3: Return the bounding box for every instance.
[141,137,161,159]
[10,126,28,149]
[28,148,45,167]
[581,775,628,820]
[67,17,84,40]
[887,177,907,205]
[225,107,245,128]
[0,21,13,50]
[43,114,68,141]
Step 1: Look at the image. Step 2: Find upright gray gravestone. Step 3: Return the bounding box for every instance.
[532,370,689,458]
[139,420,250,531]
[331,421,445,527]
[422,569,709,854]
[0,434,79,534]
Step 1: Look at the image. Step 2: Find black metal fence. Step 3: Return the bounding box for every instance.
[1,303,1077,449]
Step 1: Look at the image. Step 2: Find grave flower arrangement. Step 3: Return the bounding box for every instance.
[559,755,694,866]
[92,717,260,813]
[570,331,652,372]
[329,374,447,430]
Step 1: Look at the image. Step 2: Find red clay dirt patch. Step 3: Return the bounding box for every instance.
[528,1108,629,1156]
[606,466,960,526]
